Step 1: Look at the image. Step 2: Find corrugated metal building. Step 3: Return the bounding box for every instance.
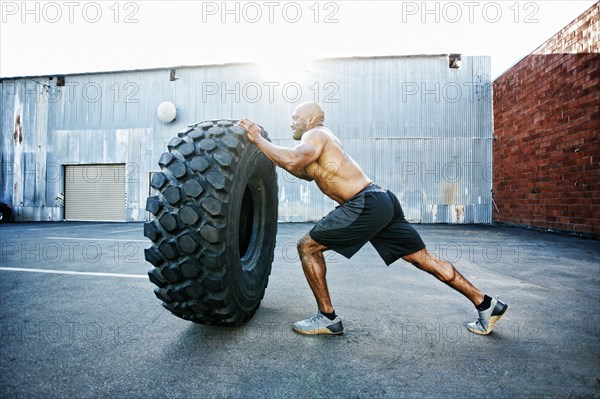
[0,55,493,223]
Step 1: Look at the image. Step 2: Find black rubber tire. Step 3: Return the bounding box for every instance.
[144,120,278,325]
[0,203,12,223]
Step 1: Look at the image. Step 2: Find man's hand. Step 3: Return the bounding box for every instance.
[238,119,262,144]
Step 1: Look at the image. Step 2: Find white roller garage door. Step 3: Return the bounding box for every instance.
[64,164,126,221]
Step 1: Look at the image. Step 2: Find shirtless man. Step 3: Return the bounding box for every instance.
[238,102,507,336]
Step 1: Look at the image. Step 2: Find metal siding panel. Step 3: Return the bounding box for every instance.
[126,129,142,221]
[30,84,49,208]
[22,152,36,207]
[10,83,25,210]
[67,131,80,164]
[116,129,129,162]
[79,130,94,164]
[374,138,427,223]
[0,82,16,206]
[101,130,116,163]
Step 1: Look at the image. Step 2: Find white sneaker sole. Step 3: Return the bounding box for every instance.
[467,310,508,335]
[292,325,344,335]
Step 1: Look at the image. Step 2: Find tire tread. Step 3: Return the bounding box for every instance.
[144,119,277,325]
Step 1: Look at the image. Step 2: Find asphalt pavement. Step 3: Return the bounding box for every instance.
[1,222,599,398]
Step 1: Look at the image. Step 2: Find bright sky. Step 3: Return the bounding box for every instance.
[0,0,597,79]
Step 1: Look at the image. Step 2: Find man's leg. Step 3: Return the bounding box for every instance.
[296,233,334,313]
[402,248,508,335]
[402,248,484,306]
[292,233,344,335]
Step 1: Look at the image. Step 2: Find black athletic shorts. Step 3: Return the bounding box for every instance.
[309,183,426,265]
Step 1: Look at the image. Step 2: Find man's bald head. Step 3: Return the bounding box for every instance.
[290,102,325,140]
[294,102,325,124]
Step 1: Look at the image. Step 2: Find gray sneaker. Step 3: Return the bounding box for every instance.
[467,297,508,335]
[292,311,344,335]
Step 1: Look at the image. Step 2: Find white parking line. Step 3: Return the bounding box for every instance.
[26,224,108,231]
[109,228,142,234]
[0,267,147,279]
[46,237,148,242]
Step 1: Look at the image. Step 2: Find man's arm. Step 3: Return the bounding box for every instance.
[238,119,323,179]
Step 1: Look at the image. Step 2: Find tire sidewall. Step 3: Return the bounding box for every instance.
[225,144,278,310]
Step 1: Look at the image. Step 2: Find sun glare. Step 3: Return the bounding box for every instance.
[257,56,313,83]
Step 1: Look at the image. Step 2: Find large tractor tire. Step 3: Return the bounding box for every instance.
[144,120,278,325]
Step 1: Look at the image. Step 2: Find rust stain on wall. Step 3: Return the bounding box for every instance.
[13,114,23,145]
[456,205,465,223]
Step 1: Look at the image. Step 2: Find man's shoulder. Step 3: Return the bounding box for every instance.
[302,127,334,142]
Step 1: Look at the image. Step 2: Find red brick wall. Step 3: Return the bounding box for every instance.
[493,3,600,236]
